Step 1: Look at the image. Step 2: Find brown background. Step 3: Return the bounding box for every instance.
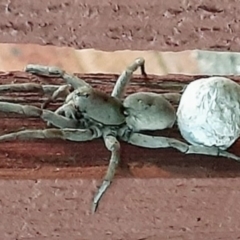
[1,0,240,239]
[1,0,240,51]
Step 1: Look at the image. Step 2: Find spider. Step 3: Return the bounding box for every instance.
[0,59,239,213]
[0,58,185,212]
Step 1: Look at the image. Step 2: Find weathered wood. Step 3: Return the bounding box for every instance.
[1,72,240,179]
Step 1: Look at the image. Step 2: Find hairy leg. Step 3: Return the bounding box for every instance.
[124,132,240,161]
[111,57,147,99]
[186,145,240,161]
[25,64,90,89]
[41,84,72,109]
[53,101,78,120]
[0,101,79,129]
[25,64,91,109]
[124,132,189,152]
[0,82,61,95]
[0,128,100,142]
[92,133,120,213]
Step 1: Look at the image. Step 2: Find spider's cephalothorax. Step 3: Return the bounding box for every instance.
[0,60,240,213]
[72,85,126,126]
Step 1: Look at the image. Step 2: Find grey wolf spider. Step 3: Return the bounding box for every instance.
[0,59,239,212]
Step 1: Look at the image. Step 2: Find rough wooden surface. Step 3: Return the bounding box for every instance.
[1,71,240,180]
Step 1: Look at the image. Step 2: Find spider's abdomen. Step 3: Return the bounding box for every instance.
[124,92,176,131]
[177,77,240,150]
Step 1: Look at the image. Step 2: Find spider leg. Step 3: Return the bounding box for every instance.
[42,110,79,129]
[0,82,63,96]
[111,57,147,99]
[25,64,90,89]
[122,131,240,161]
[0,128,100,142]
[53,101,78,119]
[41,84,72,109]
[0,101,79,129]
[0,101,42,116]
[92,133,120,213]
[45,102,88,128]
[186,145,240,161]
[122,132,189,152]
[25,64,64,77]
[25,64,91,108]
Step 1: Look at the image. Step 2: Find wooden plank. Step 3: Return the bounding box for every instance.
[0,72,240,179]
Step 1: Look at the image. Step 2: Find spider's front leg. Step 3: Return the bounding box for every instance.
[24,64,89,89]
[92,128,120,213]
[0,101,79,129]
[0,82,63,97]
[0,102,103,142]
[0,128,99,142]
[25,64,90,89]
[25,64,91,108]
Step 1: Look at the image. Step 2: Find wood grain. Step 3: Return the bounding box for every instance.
[0,72,240,179]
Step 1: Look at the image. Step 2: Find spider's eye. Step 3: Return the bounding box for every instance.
[76,92,89,98]
[83,93,90,98]
[123,107,129,116]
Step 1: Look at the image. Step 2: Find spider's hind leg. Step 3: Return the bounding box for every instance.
[111,57,147,99]
[186,145,240,162]
[121,131,189,152]
[122,131,240,162]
